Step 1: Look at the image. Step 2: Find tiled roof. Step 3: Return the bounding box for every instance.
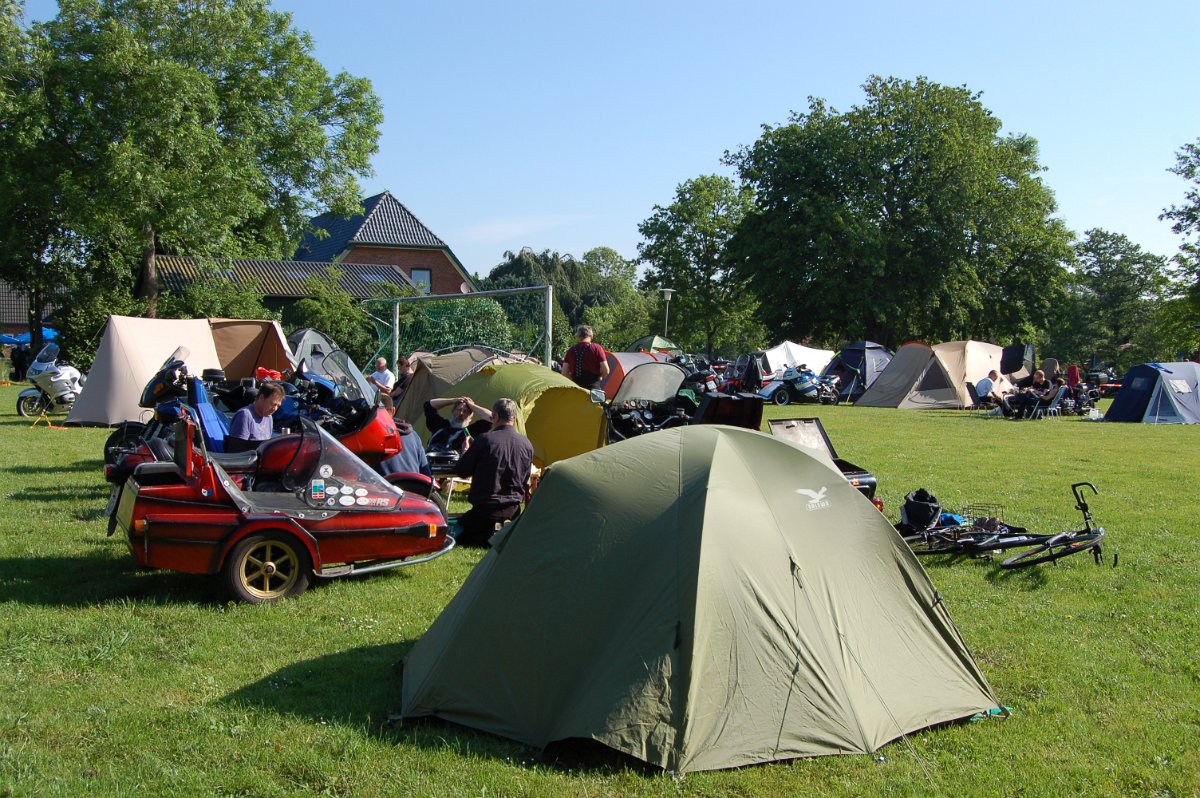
[156,256,414,299]
[0,279,66,326]
[294,191,447,261]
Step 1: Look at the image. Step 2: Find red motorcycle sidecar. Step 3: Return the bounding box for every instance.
[114,416,453,603]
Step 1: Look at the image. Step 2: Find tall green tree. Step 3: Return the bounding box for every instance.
[637,174,764,358]
[1044,229,1179,371]
[1162,138,1200,300]
[726,75,1073,349]
[18,0,382,317]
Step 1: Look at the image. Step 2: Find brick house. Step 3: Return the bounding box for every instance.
[295,191,475,295]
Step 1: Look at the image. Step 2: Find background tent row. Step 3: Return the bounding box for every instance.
[401,425,1001,773]
[856,341,1009,409]
[821,341,893,402]
[1105,362,1200,423]
[66,316,292,426]
[761,340,835,375]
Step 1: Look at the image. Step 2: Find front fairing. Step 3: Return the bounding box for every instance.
[612,362,687,405]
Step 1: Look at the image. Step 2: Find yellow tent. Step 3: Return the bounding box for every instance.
[453,362,605,468]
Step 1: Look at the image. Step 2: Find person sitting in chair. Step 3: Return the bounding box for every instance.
[975,369,1014,417]
[1011,369,1054,419]
[226,382,285,453]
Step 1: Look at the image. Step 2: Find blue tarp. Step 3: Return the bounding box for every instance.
[5,327,57,345]
[1105,362,1200,424]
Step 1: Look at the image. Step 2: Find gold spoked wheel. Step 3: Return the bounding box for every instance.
[223,533,311,603]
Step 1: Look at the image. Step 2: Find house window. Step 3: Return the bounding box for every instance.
[411,268,432,294]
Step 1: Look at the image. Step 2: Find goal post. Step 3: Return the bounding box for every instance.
[361,284,555,366]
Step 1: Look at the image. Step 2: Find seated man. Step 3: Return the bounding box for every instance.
[424,396,493,455]
[975,369,1013,416]
[1010,369,1054,419]
[453,398,533,547]
[226,381,285,453]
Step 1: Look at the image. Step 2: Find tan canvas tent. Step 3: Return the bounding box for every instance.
[393,347,534,438]
[66,315,295,426]
[66,316,223,426]
[209,319,293,378]
[855,341,1010,409]
[401,425,1001,773]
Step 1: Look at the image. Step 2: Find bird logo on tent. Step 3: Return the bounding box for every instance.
[795,486,831,510]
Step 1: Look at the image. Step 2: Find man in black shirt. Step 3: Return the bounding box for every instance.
[453,398,533,547]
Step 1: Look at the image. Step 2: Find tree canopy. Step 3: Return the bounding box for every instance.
[637,175,765,358]
[726,75,1074,350]
[1,0,383,326]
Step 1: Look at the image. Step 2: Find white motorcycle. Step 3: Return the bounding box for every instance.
[17,343,86,417]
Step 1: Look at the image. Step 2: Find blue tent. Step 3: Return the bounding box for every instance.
[9,327,57,344]
[0,334,20,345]
[822,341,894,402]
[1105,362,1200,424]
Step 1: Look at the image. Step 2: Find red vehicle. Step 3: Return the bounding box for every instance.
[113,412,454,603]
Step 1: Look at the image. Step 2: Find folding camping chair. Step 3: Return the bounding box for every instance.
[1029,386,1068,419]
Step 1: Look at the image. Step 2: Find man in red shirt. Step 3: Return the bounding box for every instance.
[561,325,611,389]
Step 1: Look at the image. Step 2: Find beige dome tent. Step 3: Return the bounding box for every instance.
[855,340,1010,409]
[400,425,1001,773]
[392,347,535,437]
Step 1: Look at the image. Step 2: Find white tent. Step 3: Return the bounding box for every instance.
[855,341,1010,409]
[762,341,835,375]
[66,316,293,426]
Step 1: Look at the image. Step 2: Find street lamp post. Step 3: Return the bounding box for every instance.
[660,288,675,337]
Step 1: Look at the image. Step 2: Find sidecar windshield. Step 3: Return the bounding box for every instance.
[297,420,402,511]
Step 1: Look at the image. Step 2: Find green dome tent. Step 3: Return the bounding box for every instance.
[401,425,1001,773]
[452,361,605,468]
[627,334,683,357]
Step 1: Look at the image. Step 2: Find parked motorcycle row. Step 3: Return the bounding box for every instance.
[99,344,451,603]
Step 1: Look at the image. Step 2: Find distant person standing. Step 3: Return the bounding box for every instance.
[561,325,611,389]
[390,355,415,405]
[10,345,27,382]
[367,357,396,409]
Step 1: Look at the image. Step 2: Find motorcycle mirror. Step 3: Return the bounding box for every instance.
[589,389,606,405]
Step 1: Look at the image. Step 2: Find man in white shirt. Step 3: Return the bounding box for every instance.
[975,369,1012,416]
[367,357,396,407]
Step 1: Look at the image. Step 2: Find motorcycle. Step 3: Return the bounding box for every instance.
[104,347,403,525]
[816,374,841,405]
[17,343,86,417]
[759,365,818,406]
[592,361,763,443]
[111,408,453,603]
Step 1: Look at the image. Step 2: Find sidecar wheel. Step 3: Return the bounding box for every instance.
[223,532,311,604]
[772,390,791,406]
[17,394,46,418]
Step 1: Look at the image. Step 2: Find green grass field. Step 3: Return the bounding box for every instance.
[1,384,1197,797]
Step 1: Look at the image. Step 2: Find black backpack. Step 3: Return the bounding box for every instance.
[900,488,941,531]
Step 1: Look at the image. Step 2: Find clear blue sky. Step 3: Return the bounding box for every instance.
[24,1,1200,278]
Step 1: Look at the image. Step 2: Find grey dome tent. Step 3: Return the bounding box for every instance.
[822,341,893,402]
[1105,362,1200,423]
[400,425,1001,773]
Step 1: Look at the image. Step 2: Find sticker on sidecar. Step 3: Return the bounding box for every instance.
[319,464,333,478]
[310,479,326,501]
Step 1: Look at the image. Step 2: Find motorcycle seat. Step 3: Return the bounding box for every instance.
[211,450,259,470]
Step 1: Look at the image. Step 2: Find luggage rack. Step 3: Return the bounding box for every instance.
[959,503,1005,524]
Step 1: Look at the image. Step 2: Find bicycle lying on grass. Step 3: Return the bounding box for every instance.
[901,482,1108,569]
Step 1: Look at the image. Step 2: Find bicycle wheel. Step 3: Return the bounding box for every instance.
[999,529,1105,569]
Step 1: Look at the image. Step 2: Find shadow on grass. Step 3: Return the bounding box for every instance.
[7,484,109,503]
[0,549,222,606]
[225,643,655,776]
[3,458,105,474]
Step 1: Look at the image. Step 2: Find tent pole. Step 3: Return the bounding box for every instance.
[392,301,400,368]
